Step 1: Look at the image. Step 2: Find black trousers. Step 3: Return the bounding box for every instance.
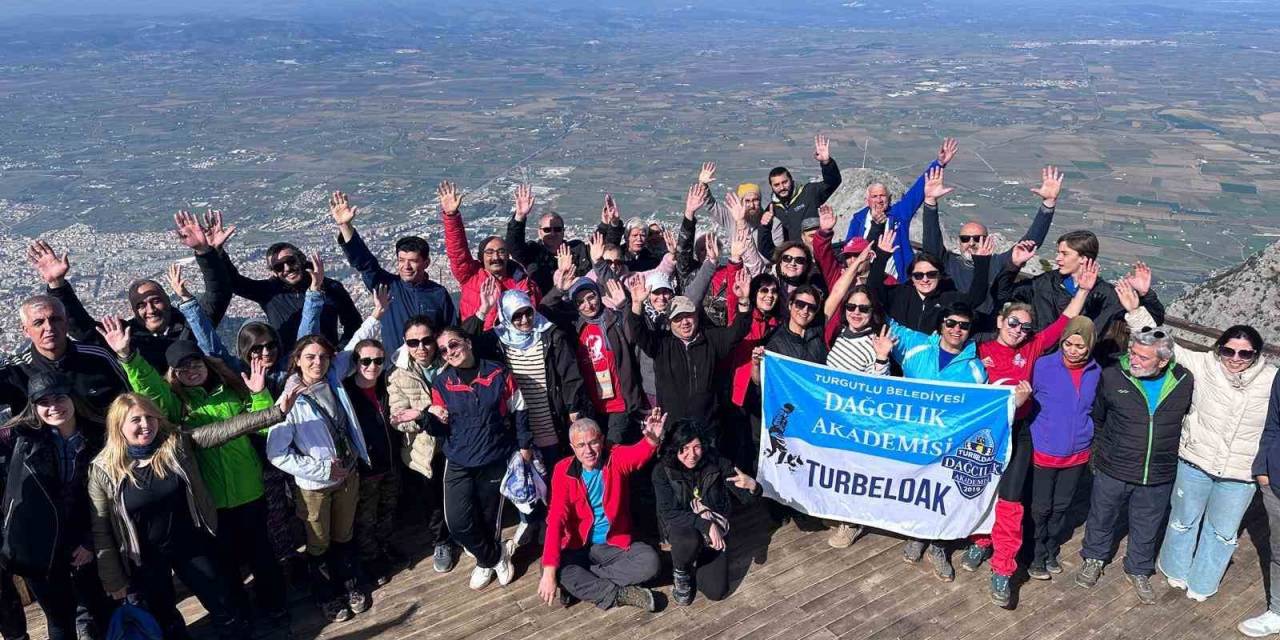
[214,498,287,616]
[24,555,115,640]
[424,453,451,547]
[1030,462,1088,565]
[0,567,24,640]
[135,538,242,639]
[1079,469,1173,576]
[442,459,506,568]
[668,523,731,601]
[995,421,1033,501]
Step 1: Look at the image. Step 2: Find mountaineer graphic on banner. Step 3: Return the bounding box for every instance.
[758,352,1014,540]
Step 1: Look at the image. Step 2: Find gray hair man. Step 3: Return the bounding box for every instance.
[8,294,126,415]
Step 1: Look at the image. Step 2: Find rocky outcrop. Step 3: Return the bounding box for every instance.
[1168,240,1280,346]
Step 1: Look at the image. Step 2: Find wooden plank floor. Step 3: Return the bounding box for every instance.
[21,486,1276,640]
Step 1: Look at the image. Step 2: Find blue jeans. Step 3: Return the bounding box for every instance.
[1156,459,1256,596]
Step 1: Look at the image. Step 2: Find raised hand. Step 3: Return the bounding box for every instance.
[642,407,668,442]
[554,244,576,291]
[241,358,268,394]
[96,316,132,358]
[662,229,677,256]
[1075,257,1099,292]
[937,137,959,167]
[1030,166,1064,208]
[371,284,390,320]
[814,134,832,164]
[759,206,775,228]
[1115,279,1140,312]
[173,211,212,254]
[724,190,747,223]
[26,240,70,287]
[436,181,463,214]
[602,279,628,310]
[588,231,605,263]
[600,194,620,226]
[201,210,236,250]
[626,272,650,303]
[726,467,759,493]
[871,324,896,361]
[685,183,708,219]
[975,235,996,257]
[703,230,720,265]
[307,253,325,292]
[849,244,876,272]
[166,263,192,301]
[818,204,837,232]
[923,166,954,205]
[698,161,717,185]
[329,191,357,227]
[477,276,500,317]
[876,226,898,255]
[732,267,751,302]
[730,227,750,262]
[514,184,535,220]
[1127,261,1153,296]
[1010,240,1038,268]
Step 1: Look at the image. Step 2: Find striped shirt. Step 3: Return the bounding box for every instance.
[505,342,558,448]
[826,331,889,376]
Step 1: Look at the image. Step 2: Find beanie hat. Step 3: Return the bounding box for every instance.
[127,279,166,310]
[737,183,761,197]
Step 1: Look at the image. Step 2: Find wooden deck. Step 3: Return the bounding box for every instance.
[22,486,1275,640]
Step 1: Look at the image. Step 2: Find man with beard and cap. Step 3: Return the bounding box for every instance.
[438,181,541,330]
[767,135,843,243]
[678,176,779,284]
[330,190,458,352]
[843,138,958,280]
[504,184,593,295]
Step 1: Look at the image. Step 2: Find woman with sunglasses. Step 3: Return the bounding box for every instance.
[1116,277,1278,605]
[97,315,291,629]
[771,240,826,298]
[343,338,404,588]
[722,266,784,473]
[760,285,828,365]
[960,254,1096,607]
[867,227,995,333]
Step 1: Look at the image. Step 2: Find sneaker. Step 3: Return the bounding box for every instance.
[433,544,457,574]
[1239,610,1280,637]
[1126,573,1156,605]
[1158,559,1187,590]
[902,539,927,564]
[827,523,860,549]
[1186,590,1209,602]
[346,585,370,615]
[1045,555,1063,575]
[672,568,695,606]
[494,540,516,586]
[1075,558,1104,588]
[514,520,537,548]
[469,566,494,590]
[960,543,991,572]
[990,573,1012,609]
[321,597,353,622]
[928,544,954,582]
[1027,562,1051,581]
[614,585,656,612]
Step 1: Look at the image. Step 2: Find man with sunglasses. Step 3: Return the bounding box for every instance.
[505,184,592,295]
[867,227,994,334]
[331,190,458,352]
[921,166,1062,322]
[1075,320,1192,606]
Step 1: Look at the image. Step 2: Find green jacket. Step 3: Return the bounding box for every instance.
[122,353,273,509]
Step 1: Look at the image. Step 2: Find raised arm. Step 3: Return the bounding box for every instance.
[332,191,396,291]
[332,286,387,378]
[684,236,719,307]
[1022,166,1062,248]
[958,237,995,308]
[811,135,842,205]
[27,241,97,340]
[812,205,843,287]
[505,184,537,265]
[889,139,954,227]
[438,181,482,284]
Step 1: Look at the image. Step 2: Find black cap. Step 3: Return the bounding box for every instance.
[165,340,204,369]
[26,372,72,402]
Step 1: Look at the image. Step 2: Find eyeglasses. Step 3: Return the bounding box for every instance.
[1218,346,1257,361]
[604,258,624,266]
[575,292,599,306]
[844,303,873,314]
[790,299,817,312]
[482,248,510,258]
[358,357,385,367]
[441,339,467,353]
[757,287,779,296]
[1138,326,1168,339]
[1005,317,1031,332]
[404,337,434,349]
[911,270,941,281]
[958,235,987,243]
[511,308,534,323]
[779,254,810,266]
[269,257,301,273]
[248,341,278,356]
[540,226,564,234]
[943,319,972,330]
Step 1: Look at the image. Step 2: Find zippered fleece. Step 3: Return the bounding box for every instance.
[1091,356,1194,486]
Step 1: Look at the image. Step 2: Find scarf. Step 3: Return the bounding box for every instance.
[495,290,553,350]
[126,432,166,460]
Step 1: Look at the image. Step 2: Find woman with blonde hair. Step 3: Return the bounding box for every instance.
[87,386,296,640]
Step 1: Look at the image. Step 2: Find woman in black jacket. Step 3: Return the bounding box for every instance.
[866,227,994,333]
[0,372,115,640]
[652,418,761,606]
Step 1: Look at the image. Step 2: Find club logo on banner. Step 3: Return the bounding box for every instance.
[757,352,1014,540]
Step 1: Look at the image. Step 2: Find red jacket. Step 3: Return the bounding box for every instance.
[541,437,656,568]
[722,260,781,406]
[442,209,540,329]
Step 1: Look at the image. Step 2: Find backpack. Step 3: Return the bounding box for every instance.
[106,602,164,640]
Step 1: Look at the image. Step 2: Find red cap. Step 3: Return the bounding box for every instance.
[841,237,870,256]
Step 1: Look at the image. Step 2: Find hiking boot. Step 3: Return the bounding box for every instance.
[827,523,860,549]
[672,568,695,606]
[321,597,352,623]
[1045,555,1063,575]
[928,544,954,582]
[469,566,494,590]
[1239,610,1280,637]
[990,573,1012,609]
[494,540,516,586]
[1127,573,1156,605]
[1027,562,1051,581]
[345,580,370,615]
[614,586,656,612]
[1075,558,1104,588]
[960,543,991,572]
[902,539,927,564]
[433,543,457,574]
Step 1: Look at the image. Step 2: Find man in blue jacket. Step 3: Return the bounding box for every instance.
[331,190,459,352]
[844,138,958,279]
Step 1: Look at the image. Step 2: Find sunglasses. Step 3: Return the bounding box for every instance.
[441,339,467,353]
[1138,326,1168,339]
[780,254,810,266]
[575,292,599,306]
[269,257,301,273]
[404,337,434,349]
[844,303,873,314]
[511,308,534,322]
[1218,346,1257,361]
[790,299,818,312]
[757,287,779,296]
[943,319,972,330]
[248,341,279,356]
[1005,317,1031,332]
[958,235,987,243]
[911,270,941,281]
[358,357,385,367]
[541,226,564,233]
[604,258,624,266]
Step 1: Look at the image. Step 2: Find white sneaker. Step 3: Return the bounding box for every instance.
[1157,559,1187,590]
[514,521,536,548]
[469,566,494,590]
[1239,610,1280,637]
[495,540,516,586]
[1186,590,1209,602]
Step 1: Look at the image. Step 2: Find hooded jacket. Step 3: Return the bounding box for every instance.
[1091,356,1194,486]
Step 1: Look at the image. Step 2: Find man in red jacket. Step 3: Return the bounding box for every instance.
[538,410,667,610]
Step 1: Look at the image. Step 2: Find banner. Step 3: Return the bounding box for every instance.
[757,352,1013,540]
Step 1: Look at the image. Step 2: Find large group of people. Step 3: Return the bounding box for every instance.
[1,135,1278,640]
